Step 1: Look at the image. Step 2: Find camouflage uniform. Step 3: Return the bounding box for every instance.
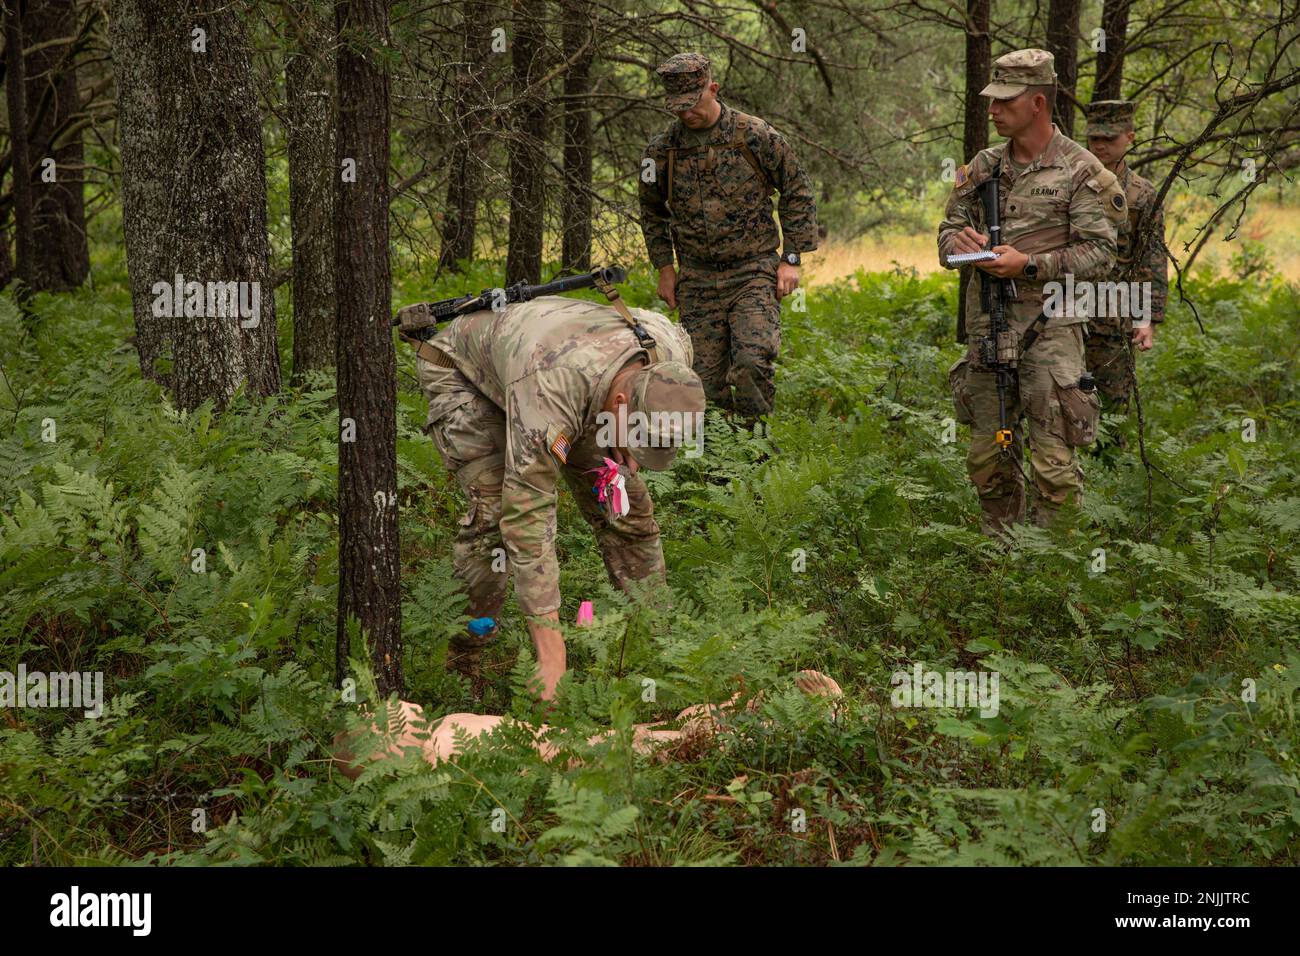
[639,53,819,422]
[1082,100,1168,408]
[938,50,1127,533]
[411,296,701,656]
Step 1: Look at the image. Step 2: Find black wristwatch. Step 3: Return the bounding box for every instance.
[782,251,802,267]
[1023,255,1038,280]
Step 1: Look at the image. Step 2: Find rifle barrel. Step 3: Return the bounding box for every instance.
[392,266,628,328]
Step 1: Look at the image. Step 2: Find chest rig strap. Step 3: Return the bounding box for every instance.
[663,112,774,209]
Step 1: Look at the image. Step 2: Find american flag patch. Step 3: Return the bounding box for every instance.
[549,431,571,464]
[955,163,970,187]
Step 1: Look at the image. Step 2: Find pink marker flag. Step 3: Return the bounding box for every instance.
[588,457,629,519]
[577,601,594,626]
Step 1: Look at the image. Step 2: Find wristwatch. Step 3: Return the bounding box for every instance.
[1023,254,1038,280]
[782,251,802,267]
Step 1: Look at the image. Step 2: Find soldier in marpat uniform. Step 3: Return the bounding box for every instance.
[938,49,1127,534]
[1084,99,1168,410]
[639,52,819,426]
[402,296,706,700]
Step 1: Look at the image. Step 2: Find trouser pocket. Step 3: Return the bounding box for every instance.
[1051,372,1100,447]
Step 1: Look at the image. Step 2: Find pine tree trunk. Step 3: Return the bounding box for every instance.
[438,0,489,273]
[4,2,35,305]
[334,0,402,696]
[25,0,89,291]
[286,0,336,380]
[957,0,991,344]
[1094,0,1131,101]
[0,204,11,289]
[108,0,281,407]
[1046,0,1080,138]
[505,0,546,285]
[560,0,592,272]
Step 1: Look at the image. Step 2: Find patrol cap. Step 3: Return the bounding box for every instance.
[656,52,712,112]
[980,49,1057,99]
[1085,99,1136,137]
[623,360,706,470]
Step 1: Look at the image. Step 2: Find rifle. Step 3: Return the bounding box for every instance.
[393,265,628,342]
[977,163,1018,453]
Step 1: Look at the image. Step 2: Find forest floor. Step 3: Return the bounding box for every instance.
[2,250,1298,866]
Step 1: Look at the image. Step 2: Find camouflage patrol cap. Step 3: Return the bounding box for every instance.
[1085,99,1136,137]
[624,360,706,469]
[656,52,712,112]
[980,49,1057,99]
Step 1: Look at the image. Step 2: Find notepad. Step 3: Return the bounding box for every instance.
[947,251,1001,265]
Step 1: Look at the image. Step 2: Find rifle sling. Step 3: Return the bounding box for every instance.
[594,273,660,364]
[1018,308,1051,356]
[400,332,456,368]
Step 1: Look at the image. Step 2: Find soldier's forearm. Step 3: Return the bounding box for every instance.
[1037,240,1115,281]
[777,206,820,252]
[937,228,964,268]
[640,221,675,270]
[649,248,676,270]
[501,495,563,617]
[526,613,566,702]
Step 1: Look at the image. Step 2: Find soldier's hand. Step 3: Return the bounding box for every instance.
[396,302,433,334]
[951,226,989,255]
[657,265,678,310]
[1132,325,1155,350]
[610,445,640,477]
[776,263,801,299]
[979,245,1029,278]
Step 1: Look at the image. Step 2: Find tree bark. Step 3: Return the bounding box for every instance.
[560,0,592,272]
[3,1,35,305]
[962,0,991,162]
[108,0,281,407]
[505,0,546,285]
[1094,0,1131,101]
[286,0,336,380]
[957,0,991,344]
[1046,0,1081,138]
[0,204,11,290]
[24,0,89,291]
[438,0,489,272]
[334,0,402,696]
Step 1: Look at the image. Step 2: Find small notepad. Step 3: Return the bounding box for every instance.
[947,251,1000,265]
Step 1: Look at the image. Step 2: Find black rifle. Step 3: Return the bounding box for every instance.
[977,163,1018,453]
[393,265,628,342]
